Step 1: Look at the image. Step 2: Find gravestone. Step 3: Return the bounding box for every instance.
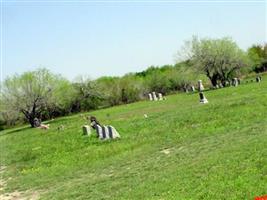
[152,92,158,101]
[219,83,224,88]
[148,93,153,101]
[158,93,163,100]
[198,80,204,91]
[191,85,195,92]
[82,125,91,136]
[33,118,41,128]
[233,78,238,87]
[256,76,261,82]
[199,92,208,104]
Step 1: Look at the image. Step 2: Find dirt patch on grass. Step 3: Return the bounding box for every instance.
[0,190,39,200]
[0,166,40,200]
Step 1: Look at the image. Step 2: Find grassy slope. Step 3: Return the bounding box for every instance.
[0,79,267,199]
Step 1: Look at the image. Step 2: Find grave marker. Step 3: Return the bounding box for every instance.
[198,80,204,91]
[199,92,208,104]
[233,78,238,87]
[152,92,158,101]
[82,125,91,136]
[256,76,261,82]
[158,93,163,100]
[148,93,153,101]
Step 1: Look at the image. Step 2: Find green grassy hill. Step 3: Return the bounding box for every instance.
[1,78,267,199]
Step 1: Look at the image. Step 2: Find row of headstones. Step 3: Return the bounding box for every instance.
[244,76,262,84]
[190,76,262,92]
[149,76,263,103]
[148,92,165,101]
[226,76,262,86]
[82,123,120,139]
[198,75,262,104]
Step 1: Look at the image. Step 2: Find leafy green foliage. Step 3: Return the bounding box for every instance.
[0,68,73,127]
[248,44,267,73]
[178,36,249,86]
[71,77,103,112]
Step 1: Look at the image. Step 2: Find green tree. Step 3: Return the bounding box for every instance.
[1,68,72,127]
[248,44,267,73]
[72,76,103,111]
[96,76,122,106]
[119,74,143,103]
[178,36,249,86]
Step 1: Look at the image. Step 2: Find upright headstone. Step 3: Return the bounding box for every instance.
[33,118,41,128]
[152,92,158,101]
[82,125,91,136]
[191,85,195,92]
[158,93,163,100]
[233,78,238,87]
[198,80,204,92]
[199,92,208,104]
[148,93,153,101]
[231,78,235,86]
[256,76,261,82]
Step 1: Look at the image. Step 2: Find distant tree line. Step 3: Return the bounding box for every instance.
[0,37,266,129]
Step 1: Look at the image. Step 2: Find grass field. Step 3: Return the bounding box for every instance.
[0,78,267,199]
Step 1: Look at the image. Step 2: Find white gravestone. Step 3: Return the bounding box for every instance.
[191,85,195,92]
[234,78,238,87]
[152,92,158,101]
[256,76,261,82]
[199,92,208,104]
[158,93,163,100]
[198,80,204,92]
[82,125,91,136]
[148,93,153,101]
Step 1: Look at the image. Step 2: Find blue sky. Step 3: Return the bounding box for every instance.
[1,1,266,81]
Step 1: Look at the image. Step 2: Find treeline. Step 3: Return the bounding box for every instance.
[0,63,202,129]
[0,37,266,129]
